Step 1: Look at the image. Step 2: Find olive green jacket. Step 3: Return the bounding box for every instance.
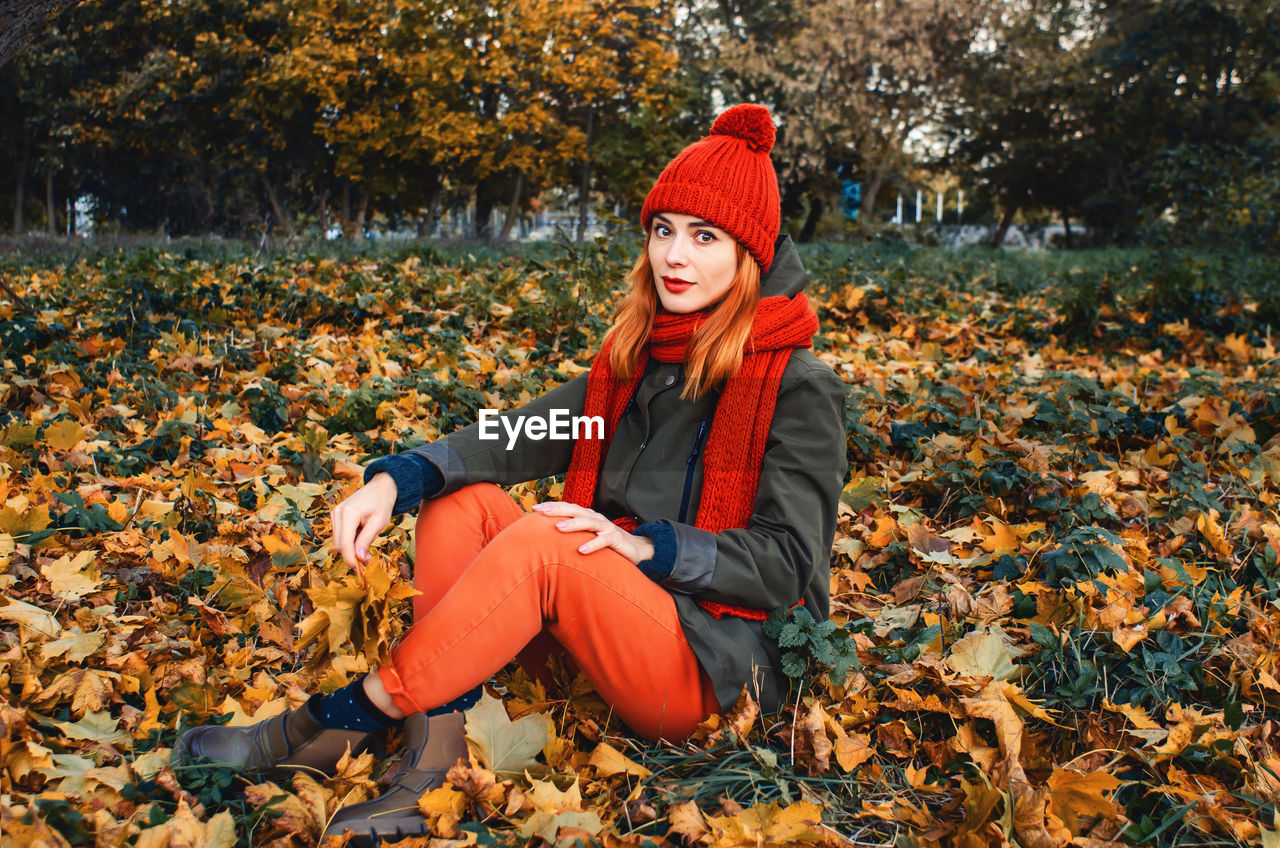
[409,236,847,712]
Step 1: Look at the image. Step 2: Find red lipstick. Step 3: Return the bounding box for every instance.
[662,276,694,293]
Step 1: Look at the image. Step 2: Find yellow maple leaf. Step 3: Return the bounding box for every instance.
[43,419,85,451]
[946,625,1029,681]
[1046,767,1123,835]
[516,776,605,844]
[1102,698,1161,729]
[243,779,324,840]
[4,739,55,786]
[418,784,468,837]
[588,741,652,778]
[134,801,236,848]
[905,762,948,792]
[959,681,1024,758]
[41,550,100,600]
[706,800,828,845]
[463,693,554,780]
[296,558,418,667]
[1195,509,1233,560]
[983,518,1043,554]
[38,627,103,663]
[953,721,1000,772]
[832,729,875,773]
[51,710,129,745]
[666,800,710,843]
[1111,623,1150,652]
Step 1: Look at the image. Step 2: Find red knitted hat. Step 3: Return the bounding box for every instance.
[641,103,781,272]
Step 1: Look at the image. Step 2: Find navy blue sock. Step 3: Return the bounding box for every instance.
[310,678,403,732]
[426,685,483,717]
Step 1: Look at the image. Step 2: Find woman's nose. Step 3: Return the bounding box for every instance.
[665,236,688,266]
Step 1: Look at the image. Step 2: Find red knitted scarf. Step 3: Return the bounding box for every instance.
[563,292,819,620]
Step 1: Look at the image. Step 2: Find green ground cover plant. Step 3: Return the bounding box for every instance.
[1,239,1279,847]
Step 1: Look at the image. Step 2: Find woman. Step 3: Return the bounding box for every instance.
[175,103,847,844]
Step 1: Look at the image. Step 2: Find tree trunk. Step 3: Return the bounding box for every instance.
[474,179,495,241]
[576,105,595,243]
[860,167,886,223]
[989,200,1019,249]
[420,167,441,237]
[318,187,330,238]
[798,193,823,243]
[342,181,352,238]
[354,192,369,236]
[1060,209,1072,249]
[0,0,83,68]
[13,134,29,233]
[197,170,215,233]
[262,176,293,236]
[45,168,55,234]
[499,171,524,241]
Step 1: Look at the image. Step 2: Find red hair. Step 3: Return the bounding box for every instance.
[602,235,762,400]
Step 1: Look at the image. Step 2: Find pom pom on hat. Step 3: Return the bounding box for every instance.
[711,103,776,154]
[641,103,781,271]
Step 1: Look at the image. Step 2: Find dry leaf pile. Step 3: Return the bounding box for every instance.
[2,245,1279,847]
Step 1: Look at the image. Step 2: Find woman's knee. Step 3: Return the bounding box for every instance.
[485,512,574,551]
[458,514,628,609]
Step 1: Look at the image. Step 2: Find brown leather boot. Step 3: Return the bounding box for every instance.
[321,712,468,846]
[171,695,385,778]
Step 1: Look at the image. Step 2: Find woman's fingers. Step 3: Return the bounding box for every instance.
[534,501,612,530]
[353,511,386,563]
[331,475,398,572]
[331,507,344,557]
[551,515,610,534]
[561,520,641,561]
[576,528,618,554]
[332,504,360,569]
[539,507,619,552]
[533,500,646,561]
[531,501,596,519]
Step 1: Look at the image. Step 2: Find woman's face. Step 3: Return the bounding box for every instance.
[648,212,739,314]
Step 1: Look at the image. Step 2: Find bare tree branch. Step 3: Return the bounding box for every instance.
[0,0,82,67]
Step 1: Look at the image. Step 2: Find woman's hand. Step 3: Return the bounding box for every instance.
[331,472,398,573]
[532,502,656,565]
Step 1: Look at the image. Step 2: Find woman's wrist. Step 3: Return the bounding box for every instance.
[630,535,656,565]
[632,522,677,581]
[363,453,443,514]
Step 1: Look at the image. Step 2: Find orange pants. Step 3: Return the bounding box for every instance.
[376,484,721,741]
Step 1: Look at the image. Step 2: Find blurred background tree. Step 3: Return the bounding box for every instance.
[718,0,987,241]
[946,0,1279,249]
[1,0,1276,249]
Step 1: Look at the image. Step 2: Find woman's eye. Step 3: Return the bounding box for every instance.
[696,231,715,244]
[655,225,671,237]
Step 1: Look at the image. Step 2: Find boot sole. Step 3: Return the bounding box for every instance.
[324,815,431,847]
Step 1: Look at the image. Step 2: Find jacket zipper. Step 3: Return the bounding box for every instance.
[678,418,710,523]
